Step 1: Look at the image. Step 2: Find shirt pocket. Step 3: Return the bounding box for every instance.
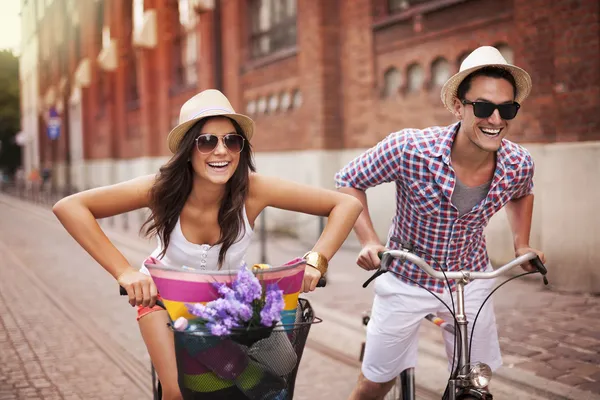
[405,180,442,216]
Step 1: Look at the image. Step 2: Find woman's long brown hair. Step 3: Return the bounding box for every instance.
[141,117,256,268]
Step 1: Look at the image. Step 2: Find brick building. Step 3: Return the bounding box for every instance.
[20,0,600,292]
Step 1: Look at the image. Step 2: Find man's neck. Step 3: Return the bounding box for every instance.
[451,129,496,171]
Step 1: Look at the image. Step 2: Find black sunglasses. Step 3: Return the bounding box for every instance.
[461,100,521,120]
[195,134,245,154]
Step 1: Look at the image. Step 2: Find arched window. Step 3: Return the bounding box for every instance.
[430,57,451,88]
[382,67,401,98]
[406,63,424,93]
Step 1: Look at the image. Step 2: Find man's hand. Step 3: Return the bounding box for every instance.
[357,243,387,271]
[302,266,322,293]
[515,246,546,272]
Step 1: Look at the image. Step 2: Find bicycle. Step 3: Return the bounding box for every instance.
[121,260,326,400]
[359,238,548,400]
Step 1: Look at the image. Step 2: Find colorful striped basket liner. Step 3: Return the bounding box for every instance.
[144,257,311,399]
[144,257,306,328]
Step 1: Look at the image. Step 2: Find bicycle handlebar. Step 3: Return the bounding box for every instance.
[363,246,548,288]
[119,277,326,297]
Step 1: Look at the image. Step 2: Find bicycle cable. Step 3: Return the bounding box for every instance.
[468,270,538,364]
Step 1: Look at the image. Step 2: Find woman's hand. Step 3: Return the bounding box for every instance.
[116,267,158,308]
[301,266,322,293]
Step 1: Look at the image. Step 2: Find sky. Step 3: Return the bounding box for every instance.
[0,0,22,53]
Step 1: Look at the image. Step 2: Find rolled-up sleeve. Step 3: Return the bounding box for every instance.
[512,153,535,199]
[335,131,406,190]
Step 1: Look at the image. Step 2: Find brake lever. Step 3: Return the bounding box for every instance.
[362,251,388,288]
[530,256,549,285]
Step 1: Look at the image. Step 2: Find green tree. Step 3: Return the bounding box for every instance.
[0,50,21,175]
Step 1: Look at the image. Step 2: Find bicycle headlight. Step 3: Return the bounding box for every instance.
[468,362,492,389]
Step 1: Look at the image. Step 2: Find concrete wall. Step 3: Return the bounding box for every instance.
[69,140,600,294]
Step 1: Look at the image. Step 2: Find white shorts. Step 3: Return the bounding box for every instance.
[361,268,502,383]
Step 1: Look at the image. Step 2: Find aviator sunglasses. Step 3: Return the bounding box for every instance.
[195,134,245,154]
[461,100,521,120]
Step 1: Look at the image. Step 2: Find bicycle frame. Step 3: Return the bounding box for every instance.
[363,247,547,400]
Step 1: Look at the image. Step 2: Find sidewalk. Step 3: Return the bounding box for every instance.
[3,192,600,399]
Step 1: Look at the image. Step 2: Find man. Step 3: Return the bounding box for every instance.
[335,46,546,399]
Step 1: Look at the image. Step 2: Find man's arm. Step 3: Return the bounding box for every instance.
[337,187,380,247]
[505,151,546,270]
[505,193,534,252]
[335,131,407,269]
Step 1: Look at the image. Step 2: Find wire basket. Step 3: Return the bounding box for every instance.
[173,298,320,400]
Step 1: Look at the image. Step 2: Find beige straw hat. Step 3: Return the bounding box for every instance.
[167,89,255,153]
[440,46,532,112]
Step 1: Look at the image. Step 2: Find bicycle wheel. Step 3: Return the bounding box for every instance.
[384,376,402,400]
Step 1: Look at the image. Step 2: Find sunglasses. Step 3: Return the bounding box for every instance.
[461,100,521,120]
[195,134,245,154]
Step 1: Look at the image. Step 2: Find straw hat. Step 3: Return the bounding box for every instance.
[440,46,532,112]
[167,89,255,153]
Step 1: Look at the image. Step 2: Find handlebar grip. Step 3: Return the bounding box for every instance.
[377,251,385,259]
[531,256,547,275]
[119,285,127,296]
[316,277,327,288]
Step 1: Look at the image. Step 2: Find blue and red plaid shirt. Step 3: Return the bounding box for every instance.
[335,122,535,293]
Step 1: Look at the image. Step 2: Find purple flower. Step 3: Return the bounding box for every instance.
[260,284,284,327]
[185,264,285,336]
[208,322,230,336]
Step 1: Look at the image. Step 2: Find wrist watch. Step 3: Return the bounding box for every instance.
[302,251,328,276]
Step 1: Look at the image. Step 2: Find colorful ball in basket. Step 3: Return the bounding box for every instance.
[144,257,307,328]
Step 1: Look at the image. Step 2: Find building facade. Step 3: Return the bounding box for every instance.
[22,0,600,292]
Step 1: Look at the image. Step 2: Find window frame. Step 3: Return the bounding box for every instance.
[248,0,297,60]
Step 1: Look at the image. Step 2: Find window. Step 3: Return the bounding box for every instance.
[382,67,401,98]
[389,0,432,12]
[430,57,451,88]
[406,63,424,93]
[95,0,104,51]
[172,0,198,89]
[124,0,139,107]
[249,0,297,59]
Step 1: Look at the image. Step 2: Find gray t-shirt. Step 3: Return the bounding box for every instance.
[451,178,491,217]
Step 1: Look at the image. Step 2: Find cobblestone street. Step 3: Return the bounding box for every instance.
[1,193,600,399]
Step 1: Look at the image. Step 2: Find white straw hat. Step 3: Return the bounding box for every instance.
[440,46,532,112]
[167,89,255,153]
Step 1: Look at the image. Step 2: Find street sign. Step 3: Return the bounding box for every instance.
[47,107,61,141]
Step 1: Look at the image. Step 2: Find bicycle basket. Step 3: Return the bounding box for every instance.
[173,298,320,400]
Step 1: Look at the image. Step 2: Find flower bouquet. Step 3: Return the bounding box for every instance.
[173,264,285,347]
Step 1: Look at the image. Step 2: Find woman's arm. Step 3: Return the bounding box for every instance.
[52,174,157,306]
[248,173,363,291]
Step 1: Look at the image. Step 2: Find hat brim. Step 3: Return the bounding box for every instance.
[440,64,532,112]
[166,111,255,154]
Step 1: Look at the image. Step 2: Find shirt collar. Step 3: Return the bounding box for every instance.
[429,122,520,167]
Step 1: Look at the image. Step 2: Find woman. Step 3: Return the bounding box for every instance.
[53,89,363,400]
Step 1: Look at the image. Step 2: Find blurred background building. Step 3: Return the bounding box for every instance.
[18,0,600,292]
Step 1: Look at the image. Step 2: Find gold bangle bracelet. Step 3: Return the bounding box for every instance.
[302,251,328,276]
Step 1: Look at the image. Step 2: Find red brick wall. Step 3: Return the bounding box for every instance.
[35,0,600,169]
[513,0,600,143]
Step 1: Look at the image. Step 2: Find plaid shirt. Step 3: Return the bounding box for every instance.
[335,122,535,293]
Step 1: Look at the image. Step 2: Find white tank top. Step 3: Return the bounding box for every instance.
[139,206,254,275]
